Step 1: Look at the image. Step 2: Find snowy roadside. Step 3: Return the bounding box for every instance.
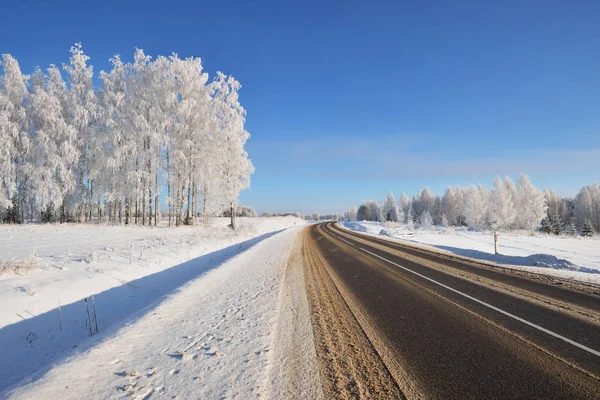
[339,221,600,285]
[3,224,307,399]
[0,217,306,394]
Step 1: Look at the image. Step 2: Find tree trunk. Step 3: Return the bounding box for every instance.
[191,183,196,224]
[185,173,192,225]
[142,177,146,226]
[230,201,236,230]
[166,151,171,227]
[176,180,181,227]
[202,185,208,224]
[78,153,84,223]
[154,171,158,226]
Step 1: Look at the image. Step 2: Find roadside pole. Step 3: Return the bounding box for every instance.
[494,231,499,255]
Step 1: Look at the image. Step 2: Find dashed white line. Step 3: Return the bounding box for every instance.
[338,237,354,246]
[359,247,600,358]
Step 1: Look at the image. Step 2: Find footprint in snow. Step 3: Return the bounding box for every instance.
[169,351,197,361]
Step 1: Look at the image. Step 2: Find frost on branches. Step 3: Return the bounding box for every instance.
[342,175,599,236]
[0,44,253,228]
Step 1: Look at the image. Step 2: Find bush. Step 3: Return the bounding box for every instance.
[582,219,596,237]
[222,205,257,218]
[0,257,40,276]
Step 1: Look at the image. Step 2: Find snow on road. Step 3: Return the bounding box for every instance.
[341,221,600,284]
[0,217,306,397]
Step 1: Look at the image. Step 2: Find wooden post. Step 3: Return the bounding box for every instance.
[494,231,499,255]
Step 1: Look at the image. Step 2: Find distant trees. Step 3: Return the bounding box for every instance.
[262,211,303,218]
[366,200,382,222]
[222,205,257,218]
[344,205,357,222]
[463,185,489,229]
[342,175,599,236]
[356,204,371,221]
[488,177,516,230]
[0,44,254,227]
[441,186,463,226]
[514,175,546,231]
[399,193,410,223]
[575,183,600,233]
[382,192,399,222]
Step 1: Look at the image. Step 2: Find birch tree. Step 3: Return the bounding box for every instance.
[63,43,96,222]
[515,174,546,231]
[0,54,28,221]
[211,72,254,229]
[488,176,516,230]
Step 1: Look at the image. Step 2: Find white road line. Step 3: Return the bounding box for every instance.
[360,247,600,358]
[338,237,354,246]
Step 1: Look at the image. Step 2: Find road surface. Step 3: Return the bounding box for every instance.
[302,222,600,399]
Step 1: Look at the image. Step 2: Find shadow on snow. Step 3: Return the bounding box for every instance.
[430,244,599,274]
[0,229,285,394]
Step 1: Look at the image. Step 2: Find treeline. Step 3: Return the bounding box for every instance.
[261,211,304,218]
[0,44,253,228]
[343,175,599,236]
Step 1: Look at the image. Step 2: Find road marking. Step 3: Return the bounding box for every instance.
[338,237,354,246]
[359,247,600,358]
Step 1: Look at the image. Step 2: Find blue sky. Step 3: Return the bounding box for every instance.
[2,0,599,214]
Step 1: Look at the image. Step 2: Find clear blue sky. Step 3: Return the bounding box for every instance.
[2,0,599,214]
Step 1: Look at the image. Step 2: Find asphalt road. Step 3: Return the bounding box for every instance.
[304,222,600,399]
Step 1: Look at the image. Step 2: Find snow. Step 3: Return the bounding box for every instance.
[0,217,306,396]
[340,221,600,284]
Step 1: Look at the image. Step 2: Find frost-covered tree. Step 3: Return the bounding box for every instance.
[543,189,562,235]
[399,192,410,223]
[25,68,62,218]
[442,186,464,226]
[488,176,516,230]
[582,218,596,237]
[364,200,382,222]
[0,45,255,226]
[441,212,449,227]
[63,43,97,222]
[411,193,422,221]
[575,183,600,233]
[211,72,254,230]
[356,204,370,221]
[420,187,435,215]
[463,184,488,229]
[344,205,357,222]
[515,174,546,231]
[382,192,399,222]
[420,210,433,229]
[0,54,28,222]
[97,55,131,223]
[170,54,210,226]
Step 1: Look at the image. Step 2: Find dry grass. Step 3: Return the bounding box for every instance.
[0,256,40,276]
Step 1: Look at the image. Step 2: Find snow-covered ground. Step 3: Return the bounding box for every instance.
[341,221,600,284]
[0,217,306,397]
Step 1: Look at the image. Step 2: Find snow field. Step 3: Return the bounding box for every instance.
[340,221,600,284]
[0,217,305,395]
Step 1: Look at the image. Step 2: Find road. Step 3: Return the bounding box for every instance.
[302,222,600,399]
